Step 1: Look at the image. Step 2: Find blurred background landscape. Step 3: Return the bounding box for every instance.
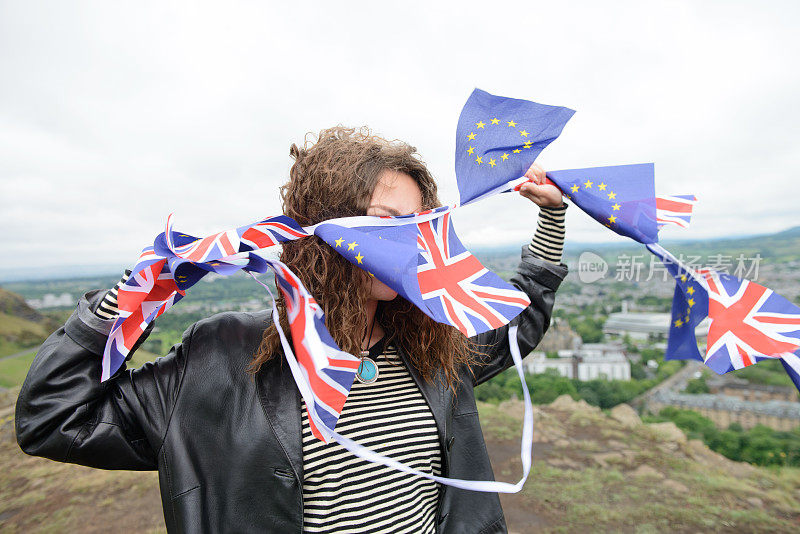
[2,227,799,532]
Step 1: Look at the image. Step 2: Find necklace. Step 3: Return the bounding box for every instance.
[356,313,379,384]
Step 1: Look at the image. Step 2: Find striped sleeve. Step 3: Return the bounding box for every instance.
[93,269,132,320]
[528,202,568,264]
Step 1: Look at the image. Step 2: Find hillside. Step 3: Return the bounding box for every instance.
[561,225,800,264]
[2,390,798,533]
[0,289,55,358]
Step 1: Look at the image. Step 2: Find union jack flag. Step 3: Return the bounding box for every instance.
[656,194,697,229]
[416,213,531,337]
[103,250,184,380]
[240,215,309,250]
[312,212,532,340]
[702,271,800,375]
[264,259,361,442]
[647,243,800,393]
[165,214,241,263]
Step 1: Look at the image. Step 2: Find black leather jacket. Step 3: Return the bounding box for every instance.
[16,247,567,533]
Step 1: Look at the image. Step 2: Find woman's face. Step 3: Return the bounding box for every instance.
[365,169,424,301]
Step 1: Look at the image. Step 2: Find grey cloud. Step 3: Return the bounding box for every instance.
[1,1,798,271]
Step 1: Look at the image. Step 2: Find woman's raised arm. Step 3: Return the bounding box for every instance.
[15,286,190,470]
[469,163,569,385]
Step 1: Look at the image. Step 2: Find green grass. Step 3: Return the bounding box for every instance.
[0,347,160,389]
[0,312,48,338]
[127,349,161,370]
[0,350,37,388]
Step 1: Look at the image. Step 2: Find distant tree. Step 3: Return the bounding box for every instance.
[740,425,785,466]
[630,361,648,380]
[526,369,578,404]
[685,376,710,394]
[732,358,795,387]
[708,429,742,460]
[644,408,800,467]
[657,407,717,441]
[623,334,639,353]
[640,348,664,361]
[572,316,606,343]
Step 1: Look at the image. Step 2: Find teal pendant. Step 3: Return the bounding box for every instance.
[356,356,379,384]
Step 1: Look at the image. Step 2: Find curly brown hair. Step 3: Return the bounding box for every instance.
[250,126,478,389]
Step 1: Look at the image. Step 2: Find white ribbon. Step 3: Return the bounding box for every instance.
[256,271,535,494]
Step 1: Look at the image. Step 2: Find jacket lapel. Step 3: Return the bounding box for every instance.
[255,343,454,482]
[256,360,304,482]
[396,345,451,457]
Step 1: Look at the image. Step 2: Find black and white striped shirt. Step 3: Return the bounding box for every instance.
[301,339,441,533]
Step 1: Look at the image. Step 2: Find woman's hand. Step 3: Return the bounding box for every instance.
[518,163,564,208]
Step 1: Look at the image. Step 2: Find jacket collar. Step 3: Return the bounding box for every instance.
[255,340,454,482]
[395,343,450,442]
[256,359,304,482]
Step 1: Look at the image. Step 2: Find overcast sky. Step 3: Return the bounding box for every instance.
[1,1,798,273]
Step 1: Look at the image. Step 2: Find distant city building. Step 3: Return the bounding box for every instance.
[706,375,798,403]
[536,318,581,353]
[649,390,800,431]
[25,292,74,309]
[525,342,631,381]
[603,311,710,342]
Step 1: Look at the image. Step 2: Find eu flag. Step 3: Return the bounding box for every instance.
[455,88,575,205]
[646,244,709,362]
[548,164,659,244]
[314,213,531,338]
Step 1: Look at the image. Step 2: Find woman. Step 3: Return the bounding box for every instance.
[16,127,569,533]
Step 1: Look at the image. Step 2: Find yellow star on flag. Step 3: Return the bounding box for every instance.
[513,149,521,154]
[519,130,529,137]
[680,274,687,282]
[584,180,593,188]
[612,203,621,211]
[507,120,517,127]
[489,158,497,167]
[334,237,344,247]
[687,286,695,295]
[490,118,500,124]
[608,215,617,224]
[347,241,358,251]
[501,153,509,160]
[475,156,482,164]
[467,146,474,155]
[570,184,579,193]
[476,121,486,129]
[687,298,695,307]
[523,141,533,148]
[674,318,683,327]
[467,132,476,140]
[355,252,364,264]
[607,191,616,200]
[598,182,607,191]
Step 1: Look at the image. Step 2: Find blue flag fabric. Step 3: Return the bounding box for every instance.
[647,243,709,362]
[548,164,659,244]
[314,222,423,303]
[455,88,575,205]
[313,212,532,338]
[648,243,800,387]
